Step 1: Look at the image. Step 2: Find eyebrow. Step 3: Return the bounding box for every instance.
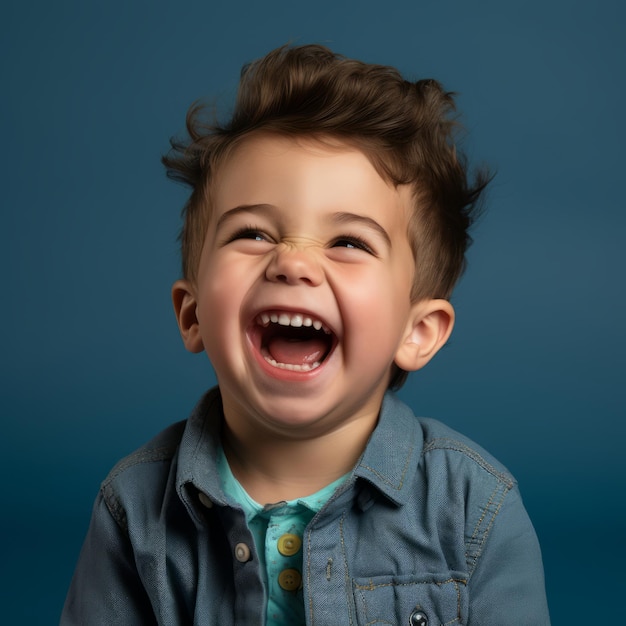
[215,205,392,248]
[332,212,392,248]
[215,204,275,230]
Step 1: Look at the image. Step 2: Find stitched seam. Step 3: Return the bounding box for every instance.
[465,484,498,573]
[98,418,184,531]
[473,485,508,571]
[466,482,509,578]
[356,583,373,625]
[421,435,514,582]
[99,444,177,533]
[353,578,467,624]
[359,440,415,491]
[339,514,355,626]
[364,616,392,625]
[102,444,178,486]
[353,577,468,591]
[306,525,314,626]
[468,486,497,550]
[101,482,128,532]
[422,437,514,488]
[442,578,463,625]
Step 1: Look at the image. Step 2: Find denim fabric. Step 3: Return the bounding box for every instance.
[61,388,550,625]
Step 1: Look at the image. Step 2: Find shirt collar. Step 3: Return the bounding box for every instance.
[176,388,228,506]
[353,392,423,507]
[176,388,423,512]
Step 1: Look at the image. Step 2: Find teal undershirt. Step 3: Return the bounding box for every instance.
[217,446,348,626]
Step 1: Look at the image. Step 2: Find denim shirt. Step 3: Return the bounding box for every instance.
[61,388,550,625]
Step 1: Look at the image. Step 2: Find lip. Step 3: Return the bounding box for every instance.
[245,306,339,381]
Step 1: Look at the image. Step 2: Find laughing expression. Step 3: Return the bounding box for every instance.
[181,134,420,439]
[253,310,335,372]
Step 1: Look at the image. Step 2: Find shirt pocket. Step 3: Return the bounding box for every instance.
[352,573,467,625]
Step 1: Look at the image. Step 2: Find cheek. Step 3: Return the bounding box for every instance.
[337,267,411,340]
[198,254,253,309]
[196,266,244,344]
[340,259,412,305]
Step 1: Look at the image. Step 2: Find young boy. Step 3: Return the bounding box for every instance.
[62,45,550,625]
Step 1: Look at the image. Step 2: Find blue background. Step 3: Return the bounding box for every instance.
[2,1,624,623]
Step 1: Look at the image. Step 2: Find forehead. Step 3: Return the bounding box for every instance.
[211,133,414,222]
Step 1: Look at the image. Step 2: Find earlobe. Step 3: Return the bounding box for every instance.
[394,299,455,372]
[172,279,205,353]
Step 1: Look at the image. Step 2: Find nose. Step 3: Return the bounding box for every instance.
[265,243,323,286]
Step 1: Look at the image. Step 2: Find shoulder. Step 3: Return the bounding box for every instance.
[102,388,222,490]
[417,416,516,489]
[362,393,516,510]
[97,388,223,531]
[378,394,524,560]
[374,392,516,493]
[413,416,529,578]
[99,419,188,530]
[103,419,187,485]
[414,416,519,536]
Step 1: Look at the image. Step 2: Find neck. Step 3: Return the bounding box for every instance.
[220,412,376,505]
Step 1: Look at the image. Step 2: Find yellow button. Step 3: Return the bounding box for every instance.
[278,568,302,592]
[277,533,302,556]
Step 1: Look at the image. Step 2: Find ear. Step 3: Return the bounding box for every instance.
[172,279,205,353]
[394,299,455,372]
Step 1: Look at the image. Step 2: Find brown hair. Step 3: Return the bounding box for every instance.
[163,44,490,388]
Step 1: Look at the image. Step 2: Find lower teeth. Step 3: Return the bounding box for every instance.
[264,356,321,371]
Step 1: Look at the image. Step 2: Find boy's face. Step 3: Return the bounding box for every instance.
[174,134,452,439]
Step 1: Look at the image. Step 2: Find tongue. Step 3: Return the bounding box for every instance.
[267,336,327,365]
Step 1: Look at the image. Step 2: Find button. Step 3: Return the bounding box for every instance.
[197,492,213,509]
[278,568,302,591]
[409,608,428,626]
[277,533,302,556]
[234,542,251,563]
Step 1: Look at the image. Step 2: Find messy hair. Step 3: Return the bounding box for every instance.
[163,44,490,388]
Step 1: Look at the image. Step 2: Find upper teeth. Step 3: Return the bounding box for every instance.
[257,312,330,333]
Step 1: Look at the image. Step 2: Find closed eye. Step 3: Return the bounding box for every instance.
[225,225,272,244]
[330,235,376,255]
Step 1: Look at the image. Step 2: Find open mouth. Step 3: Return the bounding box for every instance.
[253,311,336,372]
